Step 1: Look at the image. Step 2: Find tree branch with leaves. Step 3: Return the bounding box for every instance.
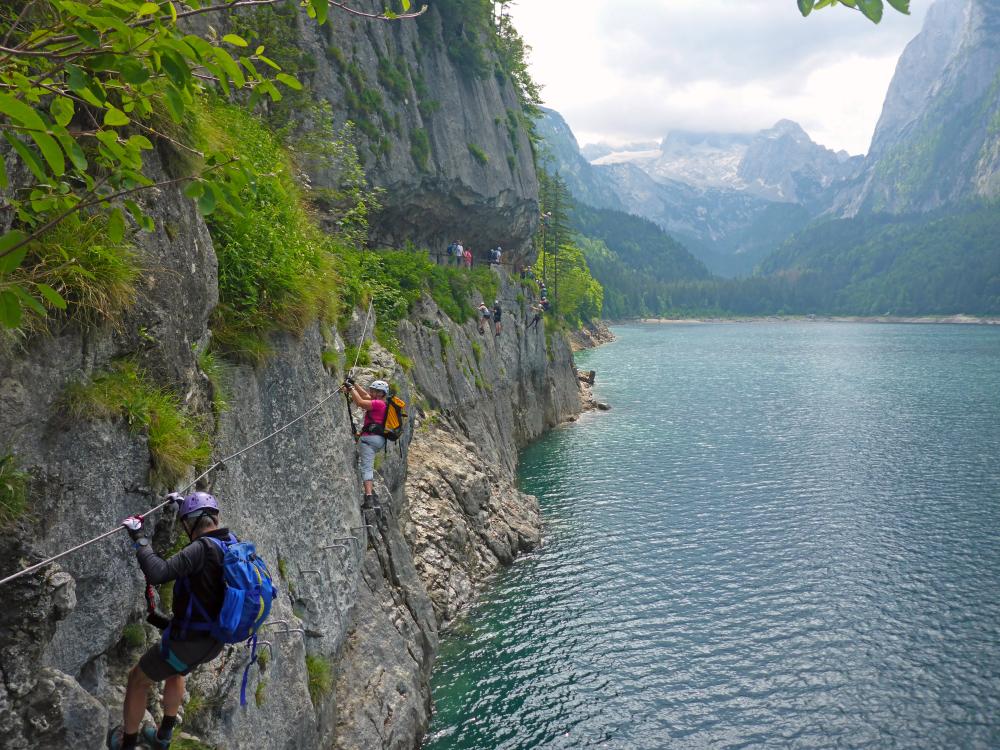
[0,0,424,329]
[797,0,911,24]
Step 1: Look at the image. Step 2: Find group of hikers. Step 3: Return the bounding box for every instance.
[106,263,553,749]
[443,240,504,268]
[477,280,550,338]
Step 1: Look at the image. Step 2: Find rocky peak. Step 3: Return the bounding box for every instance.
[840,0,1000,214]
[738,119,862,203]
[867,0,969,162]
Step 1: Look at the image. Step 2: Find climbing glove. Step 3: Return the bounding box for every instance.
[121,515,144,542]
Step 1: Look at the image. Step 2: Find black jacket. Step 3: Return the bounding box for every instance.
[137,528,233,637]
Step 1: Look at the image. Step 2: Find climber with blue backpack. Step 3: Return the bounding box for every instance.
[109,492,275,750]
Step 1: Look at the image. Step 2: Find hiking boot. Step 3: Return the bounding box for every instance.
[141,725,171,749]
[107,726,138,750]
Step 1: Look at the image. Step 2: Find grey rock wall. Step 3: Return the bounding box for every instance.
[0,205,579,750]
[0,5,579,746]
[280,0,540,258]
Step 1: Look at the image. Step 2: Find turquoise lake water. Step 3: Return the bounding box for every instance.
[424,322,1000,750]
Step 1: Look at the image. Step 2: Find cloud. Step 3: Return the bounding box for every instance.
[510,0,929,154]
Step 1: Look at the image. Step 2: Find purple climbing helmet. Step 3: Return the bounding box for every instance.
[178,491,219,519]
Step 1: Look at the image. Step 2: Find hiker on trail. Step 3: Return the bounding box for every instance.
[464,246,473,269]
[110,493,233,750]
[445,241,456,266]
[341,378,389,508]
[454,241,464,267]
[478,302,491,334]
[527,303,543,332]
[540,296,551,313]
[493,299,503,337]
[491,246,502,266]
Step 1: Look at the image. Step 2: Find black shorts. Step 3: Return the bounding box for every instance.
[139,636,223,681]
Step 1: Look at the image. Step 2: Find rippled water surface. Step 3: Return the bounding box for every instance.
[425,323,1000,750]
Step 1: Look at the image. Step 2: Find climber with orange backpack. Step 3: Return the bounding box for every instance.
[109,492,275,750]
[341,378,407,514]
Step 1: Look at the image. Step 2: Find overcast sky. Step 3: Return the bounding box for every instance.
[509,0,930,155]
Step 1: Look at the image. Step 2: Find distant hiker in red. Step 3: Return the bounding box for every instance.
[464,247,473,268]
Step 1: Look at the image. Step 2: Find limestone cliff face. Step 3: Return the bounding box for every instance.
[0,6,577,748]
[839,0,1000,215]
[284,0,540,256]
[0,189,579,750]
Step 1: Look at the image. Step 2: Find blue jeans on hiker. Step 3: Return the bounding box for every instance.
[359,434,386,480]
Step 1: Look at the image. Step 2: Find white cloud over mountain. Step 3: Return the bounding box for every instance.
[510,0,929,154]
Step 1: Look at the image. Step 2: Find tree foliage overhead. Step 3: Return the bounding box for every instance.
[0,0,422,329]
[797,0,910,24]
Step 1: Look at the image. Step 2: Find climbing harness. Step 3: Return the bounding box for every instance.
[0,301,376,590]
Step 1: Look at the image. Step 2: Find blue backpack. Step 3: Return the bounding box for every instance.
[166,535,276,705]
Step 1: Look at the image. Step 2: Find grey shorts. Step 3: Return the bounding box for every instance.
[358,434,386,480]
[139,636,223,681]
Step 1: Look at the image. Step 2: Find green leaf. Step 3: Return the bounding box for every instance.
[50,97,75,127]
[275,73,302,90]
[137,2,160,15]
[0,290,23,329]
[197,187,216,215]
[104,107,130,126]
[29,131,65,177]
[124,199,145,222]
[37,283,67,310]
[107,208,125,243]
[211,47,246,90]
[183,181,204,199]
[311,0,329,25]
[797,0,815,15]
[4,133,48,181]
[127,134,154,150]
[0,153,7,190]
[65,65,106,107]
[55,133,88,171]
[12,285,47,317]
[222,33,248,47]
[163,85,185,122]
[256,54,279,71]
[168,1,177,23]
[401,0,410,10]
[886,0,909,12]
[0,231,28,275]
[0,92,47,131]
[857,0,883,22]
[160,49,191,87]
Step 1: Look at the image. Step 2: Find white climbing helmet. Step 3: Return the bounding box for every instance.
[369,380,389,394]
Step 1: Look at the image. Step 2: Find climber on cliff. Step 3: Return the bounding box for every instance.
[493,299,503,337]
[341,377,389,511]
[478,302,492,334]
[527,303,543,332]
[109,493,232,750]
